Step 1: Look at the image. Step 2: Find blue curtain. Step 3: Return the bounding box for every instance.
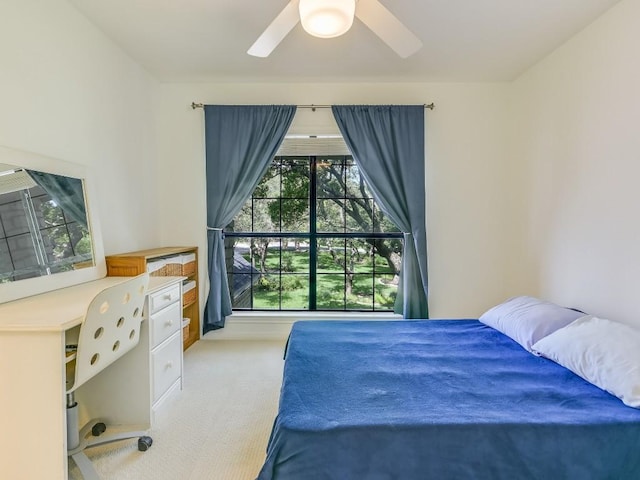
[203,105,296,332]
[26,170,87,228]
[331,105,428,318]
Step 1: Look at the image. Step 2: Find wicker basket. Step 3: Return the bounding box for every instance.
[164,255,182,276]
[147,259,167,277]
[182,280,196,306]
[181,253,196,276]
[182,318,190,342]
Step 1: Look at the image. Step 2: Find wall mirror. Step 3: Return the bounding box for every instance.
[0,146,105,303]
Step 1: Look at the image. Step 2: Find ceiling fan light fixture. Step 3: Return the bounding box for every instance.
[299,0,356,39]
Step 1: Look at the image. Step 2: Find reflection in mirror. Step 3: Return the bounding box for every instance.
[0,164,94,283]
[0,145,105,304]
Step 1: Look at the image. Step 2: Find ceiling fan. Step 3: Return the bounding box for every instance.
[247,0,423,59]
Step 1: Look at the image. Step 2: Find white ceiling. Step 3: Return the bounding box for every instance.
[68,0,621,83]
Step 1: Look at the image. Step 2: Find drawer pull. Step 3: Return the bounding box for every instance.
[164,319,174,327]
[165,361,173,370]
[162,294,173,301]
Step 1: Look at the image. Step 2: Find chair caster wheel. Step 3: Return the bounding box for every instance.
[138,436,153,452]
[91,422,106,436]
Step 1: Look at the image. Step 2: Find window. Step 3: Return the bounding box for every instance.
[0,181,92,283]
[225,155,403,311]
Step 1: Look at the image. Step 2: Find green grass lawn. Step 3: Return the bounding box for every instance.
[247,249,397,310]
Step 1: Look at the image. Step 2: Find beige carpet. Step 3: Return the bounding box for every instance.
[69,339,287,480]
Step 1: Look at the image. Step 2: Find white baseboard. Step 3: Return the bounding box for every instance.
[201,312,401,341]
[202,320,293,341]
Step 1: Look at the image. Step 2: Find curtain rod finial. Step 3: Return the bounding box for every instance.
[192,102,204,109]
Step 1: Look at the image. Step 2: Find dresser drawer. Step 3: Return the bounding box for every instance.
[152,333,182,403]
[150,301,181,347]
[149,284,181,315]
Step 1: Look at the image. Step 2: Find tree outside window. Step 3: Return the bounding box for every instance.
[225,155,402,311]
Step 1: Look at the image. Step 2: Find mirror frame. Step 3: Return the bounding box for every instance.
[0,145,106,303]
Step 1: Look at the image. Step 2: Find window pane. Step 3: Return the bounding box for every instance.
[0,239,13,280]
[228,240,260,308]
[253,237,280,272]
[316,273,345,310]
[351,239,374,273]
[345,199,373,233]
[374,238,402,276]
[317,159,345,199]
[41,226,72,264]
[344,162,365,194]
[280,274,308,310]
[252,199,278,232]
[316,199,344,233]
[374,273,397,309]
[1,200,29,236]
[250,274,278,310]
[281,163,309,200]
[280,199,309,232]
[68,223,92,258]
[7,234,40,279]
[348,274,374,310]
[227,240,247,298]
[33,196,65,228]
[229,273,257,308]
[281,246,310,274]
[317,240,345,273]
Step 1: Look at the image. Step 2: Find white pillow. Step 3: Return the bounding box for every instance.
[478,296,585,352]
[532,316,640,408]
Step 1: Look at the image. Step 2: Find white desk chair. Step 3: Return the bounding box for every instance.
[65,273,150,480]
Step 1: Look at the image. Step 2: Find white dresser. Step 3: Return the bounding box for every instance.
[0,275,184,480]
[148,280,184,412]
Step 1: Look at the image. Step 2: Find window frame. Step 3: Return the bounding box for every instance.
[225,155,403,312]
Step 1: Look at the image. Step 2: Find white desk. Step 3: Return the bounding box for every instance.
[0,276,183,480]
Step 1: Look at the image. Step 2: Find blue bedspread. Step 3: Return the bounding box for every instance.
[257,320,640,480]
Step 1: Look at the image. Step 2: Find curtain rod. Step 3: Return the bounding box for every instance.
[191,102,434,111]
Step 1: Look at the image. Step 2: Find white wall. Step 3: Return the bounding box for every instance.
[0,0,160,254]
[511,0,640,325]
[0,0,520,333]
[156,82,516,320]
[6,0,629,330]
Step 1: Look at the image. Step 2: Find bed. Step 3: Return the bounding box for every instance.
[257,319,640,480]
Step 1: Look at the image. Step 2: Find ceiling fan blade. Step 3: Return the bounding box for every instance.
[247,1,300,57]
[355,0,423,58]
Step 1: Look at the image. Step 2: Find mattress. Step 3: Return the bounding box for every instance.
[257,320,640,480]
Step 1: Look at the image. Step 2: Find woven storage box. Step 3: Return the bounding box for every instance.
[182,280,196,306]
[181,253,196,276]
[147,259,167,277]
[164,255,182,276]
[182,317,190,342]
